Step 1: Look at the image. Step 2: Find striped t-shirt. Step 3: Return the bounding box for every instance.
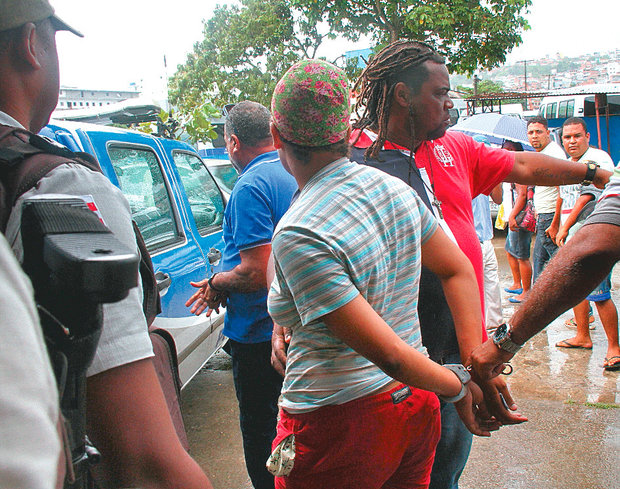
[268,158,437,414]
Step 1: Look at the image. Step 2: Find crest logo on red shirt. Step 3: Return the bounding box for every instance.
[433,144,454,167]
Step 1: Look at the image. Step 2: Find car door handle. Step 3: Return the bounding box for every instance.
[207,247,221,265]
[155,271,171,292]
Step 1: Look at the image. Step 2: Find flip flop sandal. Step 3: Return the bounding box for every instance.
[556,339,593,349]
[603,356,620,371]
[564,316,596,330]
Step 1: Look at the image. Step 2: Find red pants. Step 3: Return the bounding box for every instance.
[273,384,441,489]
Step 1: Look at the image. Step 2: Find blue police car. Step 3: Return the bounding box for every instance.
[41,120,232,387]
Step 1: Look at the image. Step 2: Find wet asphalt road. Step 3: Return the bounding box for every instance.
[181,232,620,489]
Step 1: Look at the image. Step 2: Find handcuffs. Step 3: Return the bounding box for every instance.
[465,363,513,409]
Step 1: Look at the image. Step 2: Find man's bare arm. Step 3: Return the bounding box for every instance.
[210,244,271,293]
[507,152,611,188]
[490,184,503,205]
[470,222,620,379]
[546,191,563,241]
[186,244,272,316]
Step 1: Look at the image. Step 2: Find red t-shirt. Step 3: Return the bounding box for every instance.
[352,129,515,326]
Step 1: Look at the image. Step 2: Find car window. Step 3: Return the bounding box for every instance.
[207,162,238,195]
[108,145,181,252]
[546,102,557,119]
[173,151,225,235]
[558,100,567,118]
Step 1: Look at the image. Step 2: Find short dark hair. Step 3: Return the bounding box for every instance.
[563,117,588,133]
[353,40,445,159]
[224,100,272,147]
[280,135,349,166]
[502,140,524,151]
[527,116,548,129]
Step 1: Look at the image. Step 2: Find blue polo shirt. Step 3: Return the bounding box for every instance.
[221,150,297,343]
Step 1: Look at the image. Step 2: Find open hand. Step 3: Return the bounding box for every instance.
[474,373,528,426]
[185,279,227,316]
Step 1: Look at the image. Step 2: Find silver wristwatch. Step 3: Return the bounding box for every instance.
[492,323,523,354]
[438,364,471,403]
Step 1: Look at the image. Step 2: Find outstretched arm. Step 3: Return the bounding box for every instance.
[507,152,611,188]
[471,221,620,379]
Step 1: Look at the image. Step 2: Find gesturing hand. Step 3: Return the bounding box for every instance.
[185,279,227,316]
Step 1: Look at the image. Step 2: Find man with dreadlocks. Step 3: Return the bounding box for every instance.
[345,40,612,489]
[272,41,611,488]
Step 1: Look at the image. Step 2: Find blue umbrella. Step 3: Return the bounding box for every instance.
[450,112,534,150]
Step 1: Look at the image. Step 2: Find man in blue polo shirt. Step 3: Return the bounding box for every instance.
[186,101,297,489]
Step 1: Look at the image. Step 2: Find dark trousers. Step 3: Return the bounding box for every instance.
[429,352,473,489]
[533,213,558,282]
[229,339,283,489]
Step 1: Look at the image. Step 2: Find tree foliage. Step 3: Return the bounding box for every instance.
[291,0,531,74]
[170,0,532,111]
[169,0,331,111]
[136,104,219,146]
[456,79,505,96]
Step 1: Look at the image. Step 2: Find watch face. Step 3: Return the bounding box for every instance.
[493,323,508,342]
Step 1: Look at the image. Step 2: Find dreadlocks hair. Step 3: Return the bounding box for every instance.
[353,40,445,159]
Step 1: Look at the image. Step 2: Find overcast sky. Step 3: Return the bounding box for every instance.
[52,0,618,93]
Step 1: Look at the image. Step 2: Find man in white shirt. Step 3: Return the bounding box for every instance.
[527,116,566,281]
[554,117,620,367]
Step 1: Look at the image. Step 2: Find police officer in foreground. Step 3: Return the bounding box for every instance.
[0,1,213,487]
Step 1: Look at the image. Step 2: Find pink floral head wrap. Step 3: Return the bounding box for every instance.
[271,59,350,147]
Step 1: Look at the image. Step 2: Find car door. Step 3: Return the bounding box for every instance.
[50,125,226,387]
[151,139,229,386]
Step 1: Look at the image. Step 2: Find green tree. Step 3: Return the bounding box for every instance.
[169,0,331,111]
[292,0,531,74]
[135,104,219,146]
[456,79,505,96]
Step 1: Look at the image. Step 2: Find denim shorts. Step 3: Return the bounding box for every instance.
[587,273,612,302]
[505,228,532,260]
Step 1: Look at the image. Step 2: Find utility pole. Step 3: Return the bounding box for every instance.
[517,59,534,110]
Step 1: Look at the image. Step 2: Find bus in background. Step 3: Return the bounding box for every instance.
[538,84,620,164]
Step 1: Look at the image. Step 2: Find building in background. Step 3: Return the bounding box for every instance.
[56,86,140,111]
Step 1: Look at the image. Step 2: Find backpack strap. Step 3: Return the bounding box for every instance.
[0,125,102,232]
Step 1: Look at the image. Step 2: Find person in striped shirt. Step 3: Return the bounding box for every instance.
[266,59,498,489]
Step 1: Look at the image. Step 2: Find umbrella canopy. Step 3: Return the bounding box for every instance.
[450,112,534,149]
